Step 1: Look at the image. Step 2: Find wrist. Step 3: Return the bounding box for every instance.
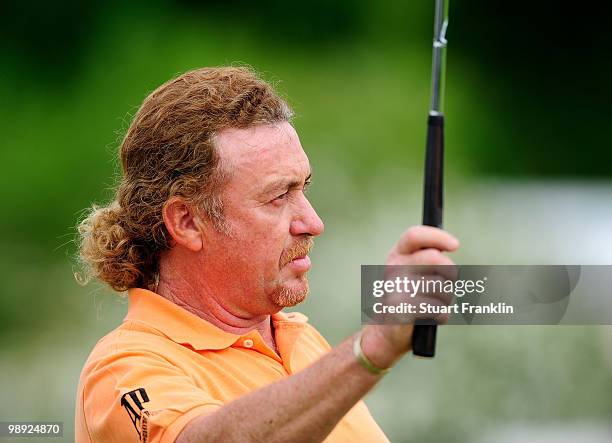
[353,331,391,375]
[359,325,408,370]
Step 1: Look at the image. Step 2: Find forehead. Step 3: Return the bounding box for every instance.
[215,122,310,186]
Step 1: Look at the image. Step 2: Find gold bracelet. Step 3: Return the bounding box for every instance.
[352,331,391,376]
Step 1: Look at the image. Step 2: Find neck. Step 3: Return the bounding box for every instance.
[156,266,277,351]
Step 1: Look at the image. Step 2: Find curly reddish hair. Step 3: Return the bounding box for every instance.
[78,67,293,292]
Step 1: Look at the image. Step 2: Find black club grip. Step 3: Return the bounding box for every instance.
[412,114,444,358]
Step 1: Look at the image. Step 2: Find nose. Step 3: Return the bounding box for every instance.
[290,195,324,237]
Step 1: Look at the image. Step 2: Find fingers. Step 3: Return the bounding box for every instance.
[418,278,455,306]
[414,292,452,324]
[389,247,455,266]
[372,295,451,326]
[368,225,460,330]
[414,298,450,325]
[387,247,458,281]
[406,248,455,266]
[395,225,460,255]
[375,276,454,326]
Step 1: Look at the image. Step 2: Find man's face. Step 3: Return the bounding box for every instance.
[199,122,324,314]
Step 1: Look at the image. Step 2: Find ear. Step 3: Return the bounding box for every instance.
[162,197,204,252]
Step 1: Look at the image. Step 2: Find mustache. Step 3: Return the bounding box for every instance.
[280,237,314,267]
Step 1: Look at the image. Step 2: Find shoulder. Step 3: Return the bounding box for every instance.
[75,321,221,443]
[76,320,183,404]
[81,321,177,373]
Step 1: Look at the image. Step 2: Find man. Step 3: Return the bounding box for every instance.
[75,67,459,442]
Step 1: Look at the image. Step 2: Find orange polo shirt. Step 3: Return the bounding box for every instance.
[75,288,388,443]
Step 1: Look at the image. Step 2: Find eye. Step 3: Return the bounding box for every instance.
[271,190,289,203]
[269,179,311,205]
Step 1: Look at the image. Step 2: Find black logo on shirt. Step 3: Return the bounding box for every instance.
[121,388,150,438]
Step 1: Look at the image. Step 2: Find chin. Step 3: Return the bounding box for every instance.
[270,277,309,307]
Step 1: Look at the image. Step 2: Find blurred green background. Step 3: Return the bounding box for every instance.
[1,1,611,442]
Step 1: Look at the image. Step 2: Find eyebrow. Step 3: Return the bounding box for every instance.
[261,171,312,196]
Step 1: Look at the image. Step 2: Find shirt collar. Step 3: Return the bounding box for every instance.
[124,288,309,356]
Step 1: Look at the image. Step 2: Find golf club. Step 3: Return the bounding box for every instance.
[412,0,449,358]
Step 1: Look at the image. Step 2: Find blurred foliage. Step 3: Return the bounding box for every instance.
[0,0,611,337]
[1,2,611,440]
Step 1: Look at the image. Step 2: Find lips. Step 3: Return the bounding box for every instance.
[287,254,312,272]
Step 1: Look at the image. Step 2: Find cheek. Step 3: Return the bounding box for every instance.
[227,207,292,266]
[234,229,285,267]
